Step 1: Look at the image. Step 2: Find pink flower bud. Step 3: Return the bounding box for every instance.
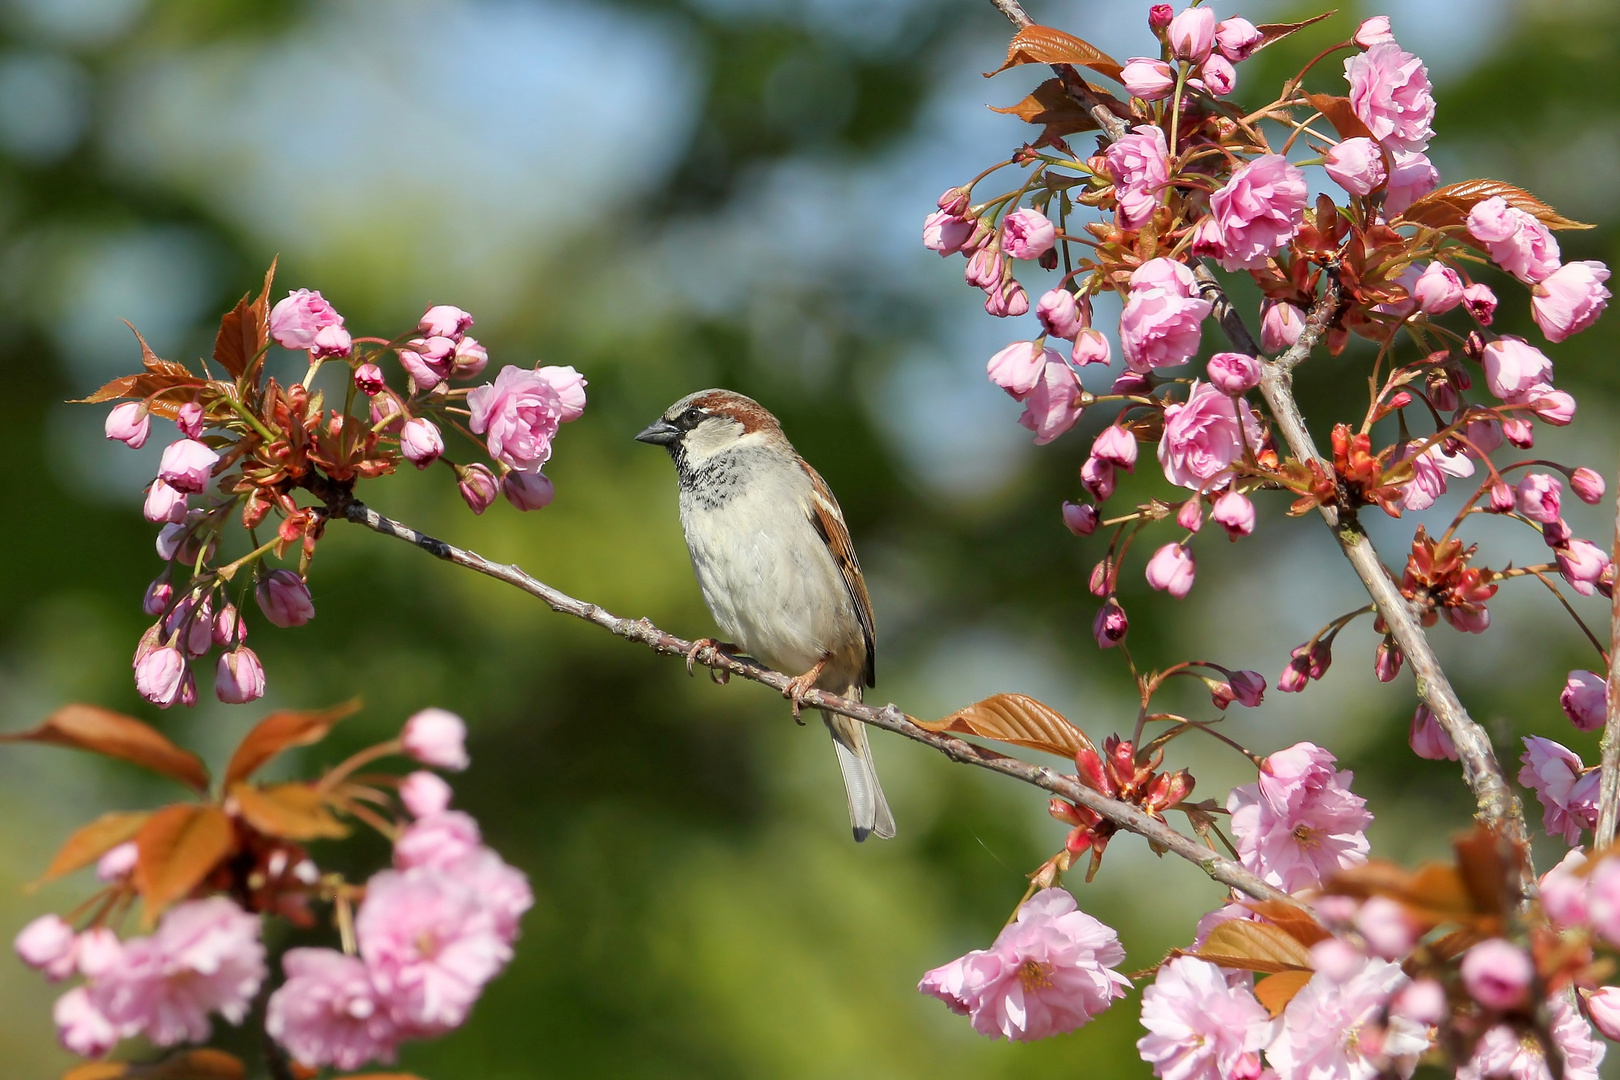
[399,417,444,469]
[1071,328,1111,366]
[1354,16,1394,48]
[1324,138,1387,197]
[1412,261,1464,314]
[135,645,187,708]
[255,569,315,628]
[1392,979,1446,1027]
[311,323,352,359]
[923,210,973,255]
[1572,467,1606,505]
[1000,208,1055,260]
[1503,418,1535,449]
[1111,371,1151,396]
[393,810,482,870]
[458,463,499,515]
[1092,426,1137,471]
[1519,383,1575,426]
[401,707,469,771]
[1309,938,1365,983]
[104,402,150,448]
[1062,501,1098,536]
[212,603,245,647]
[1229,670,1265,707]
[1148,4,1173,31]
[400,770,453,818]
[1587,987,1620,1041]
[1278,655,1310,693]
[1544,519,1572,547]
[216,647,266,704]
[937,186,970,215]
[1120,58,1175,100]
[1410,704,1457,760]
[1167,6,1215,62]
[983,279,1029,318]
[165,592,214,658]
[1374,639,1403,682]
[1176,499,1202,532]
[1215,17,1263,62]
[1462,282,1497,325]
[143,478,188,524]
[1531,260,1611,343]
[420,304,474,340]
[1355,896,1417,958]
[1559,539,1610,596]
[1145,543,1196,598]
[452,336,489,381]
[1212,491,1255,537]
[142,576,172,617]
[1540,850,1589,927]
[1516,472,1562,523]
[1093,598,1128,648]
[964,246,1002,289]
[1260,301,1304,354]
[1035,289,1083,340]
[1467,419,1503,455]
[96,841,137,882]
[270,288,346,352]
[1562,670,1607,732]
[1468,196,1561,283]
[1207,352,1262,394]
[1482,336,1552,400]
[987,342,1047,399]
[15,914,76,980]
[1081,456,1116,501]
[502,470,554,511]
[1460,938,1533,1011]
[157,438,220,494]
[1201,55,1236,96]
[354,362,385,395]
[175,401,205,440]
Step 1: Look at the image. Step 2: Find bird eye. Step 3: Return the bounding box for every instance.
[680,407,705,427]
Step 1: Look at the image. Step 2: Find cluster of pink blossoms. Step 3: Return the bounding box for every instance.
[99,273,586,708]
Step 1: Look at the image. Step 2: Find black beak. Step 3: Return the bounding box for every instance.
[635,418,682,446]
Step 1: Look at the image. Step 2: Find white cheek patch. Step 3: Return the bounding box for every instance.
[681,419,753,462]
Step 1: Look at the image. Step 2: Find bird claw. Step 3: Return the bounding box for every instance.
[685,638,736,678]
[783,654,832,724]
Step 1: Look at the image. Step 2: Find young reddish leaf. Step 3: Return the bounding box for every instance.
[230,782,350,841]
[63,1065,127,1080]
[990,78,1100,137]
[1400,179,1593,232]
[123,323,197,381]
[1254,12,1335,49]
[1428,926,1487,961]
[1254,969,1314,1017]
[73,370,208,411]
[1191,920,1314,973]
[1,705,209,792]
[213,294,257,380]
[133,804,236,919]
[1239,899,1332,947]
[1302,93,1374,142]
[987,25,1123,82]
[129,1050,246,1080]
[224,700,362,786]
[34,810,150,886]
[916,693,1094,759]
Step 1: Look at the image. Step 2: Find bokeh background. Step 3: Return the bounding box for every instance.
[0,0,1616,1075]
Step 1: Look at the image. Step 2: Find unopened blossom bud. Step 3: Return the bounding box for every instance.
[999,208,1055,260]
[1167,6,1215,62]
[1120,57,1175,100]
[420,304,474,340]
[1145,543,1196,598]
[216,647,266,705]
[142,576,172,617]
[1062,501,1098,536]
[1211,491,1254,537]
[401,707,470,771]
[452,336,489,380]
[1462,282,1497,325]
[211,603,245,647]
[256,569,315,628]
[15,915,76,980]
[166,593,214,657]
[158,438,220,494]
[1147,4,1173,31]
[96,841,137,882]
[987,342,1046,398]
[1503,418,1535,449]
[1215,17,1263,62]
[502,470,554,511]
[1531,260,1611,343]
[1092,426,1137,471]
[1410,704,1457,760]
[1110,370,1151,396]
[135,645,187,708]
[1522,384,1576,426]
[143,478,187,524]
[458,463,499,515]
[1354,15,1394,48]
[1516,473,1562,523]
[354,362,385,395]
[400,770,453,818]
[1229,670,1265,707]
[1482,336,1552,399]
[1460,939,1533,1011]
[1544,519,1572,547]
[937,187,971,215]
[923,210,973,256]
[1392,979,1446,1028]
[1466,418,1503,455]
[1356,896,1418,958]
[270,288,346,352]
[1176,499,1202,532]
[1089,560,1109,597]
[1587,987,1620,1042]
[1081,456,1116,501]
[983,279,1030,318]
[1562,671,1607,732]
[1324,138,1387,197]
[964,246,1003,289]
[1558,539,1609,596]
[1200,54,1236,96]
[1071,328,1111,367]
[399,417,444,469]
[1260,301,1304,355]
[1374,638,1404,682]
[1540,850,1589,927]
[1413,262,1464,313]
[175,401,205,440]
[1093,598,1128,648]
[1207,352,1261,394]
[1278,655,1310,693]
[1572,467,1606,504]
[104,402,150,448]
[1036,289,1083,340]
[311,323,351,359]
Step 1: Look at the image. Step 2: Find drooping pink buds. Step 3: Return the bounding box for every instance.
[255,570,315,628]
[105,402,150,449]
[401,708,470,771]
[1144,543,1196,599]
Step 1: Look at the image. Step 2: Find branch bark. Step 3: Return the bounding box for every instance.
[336,497,1295,907]
[987,0,1130,142]
[1597,459,1620,846]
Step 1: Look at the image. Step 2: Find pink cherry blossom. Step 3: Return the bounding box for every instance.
[1215,17,1263,62]
[1468,196,1561,283]
[1268,959,1430,1080]
[1516,472,1562,523]
[400,771,454,818]
[1000,208,1055,260]
[143,478,187,524]
[1481,336,1553,399]
[1212,491,1255,538]
[401,708,469,771]
[1016,354,1085,445]
[1091,426,1137,470]
[1587,987,1620,1042]
[1532,260,1610,342]
[266,948,399,1071]
[1093,599,1128,648]
[1412,261,1464,313]
[1557,539,1609,596]
[1207,155,1308,271]
[1121,58,1175,100]
[1383,149,1439,214]
[1104,126,1170,229]
[458,463,499,515]
[1072,328,1110,366]
[89,897,266,1047]
[1462,282,1497,325]
[1344,42,1435,152]
[354,362,385,395]
[453,848,533,943]
[1460,938,1533,1011]
[97,842,138,883]
[54,986,119,1057]
[398,337,454,391]
[1409,704,1457,760]
[270,289,345,352]
[1539,848,1589,928]
[1227,742,1372,893]
[399,418,444,469]
[1571,467,1605,504]
[1457,995,1604,1080]
[393,810,482,871]
[1260,300,1305,354]
[1516,382,1575,426]
[984,279,1030,318]
[1518,735,1599,843]
[135,646,187,708]
[1158,381,1262,491]
[157,438,219,494]
[215,647,266,705]
[467,365,587,472]
[1324,138,1387,197]
[1167,6,1214,62]
[501,470,555,511]
[1207,352,1262,394]
[917,888,1129,1041]
[104,402,150,448]
[1121,258,1212,370]
[1062,501,1098,536]
[174,402,204,439]
[255,569,315,628]
[1590,858,1620,945]
[1200,55,1236,96]
[16,914,77,981]
[1145,543,1196,599]
[987,341,1052,399]
[1354,16,1394,48]
[419,304,474,340]
[1035,289,1083,339]
[923,210,973,255]
[356,869,510,1034]
[1175,499,1202,532]
[1136,956,1268,1080]
[1355,896,1418,958]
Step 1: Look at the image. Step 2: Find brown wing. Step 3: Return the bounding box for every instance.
[801,458,876,687]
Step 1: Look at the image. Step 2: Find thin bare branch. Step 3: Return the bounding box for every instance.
[988,0,1130,142]
[335,497,1297,908]
[1597,456,1620,846]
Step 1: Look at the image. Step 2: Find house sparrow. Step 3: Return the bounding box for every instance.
[637,389,895,841]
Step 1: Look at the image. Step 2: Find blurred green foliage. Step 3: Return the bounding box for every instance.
[0,0,1616,1077]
